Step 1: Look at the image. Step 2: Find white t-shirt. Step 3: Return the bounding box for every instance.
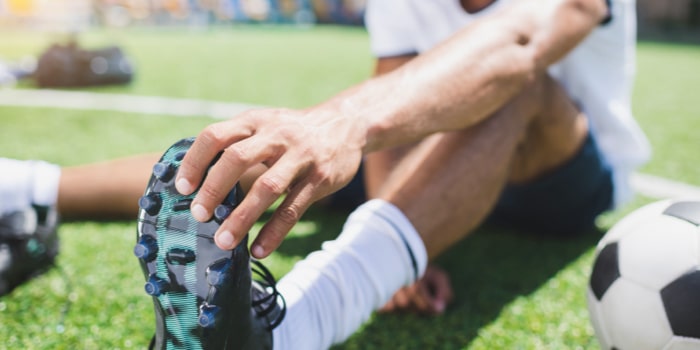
[365,0,651,207]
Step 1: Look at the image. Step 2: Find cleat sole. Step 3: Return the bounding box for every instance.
[135,138,270,350]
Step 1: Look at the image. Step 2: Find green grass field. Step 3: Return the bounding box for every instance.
[0,26,699,349]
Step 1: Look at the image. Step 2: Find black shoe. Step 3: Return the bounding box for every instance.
[0,205,59,296]
[135,138,285,350]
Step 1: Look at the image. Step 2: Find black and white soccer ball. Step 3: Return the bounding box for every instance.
[587,200,700,349]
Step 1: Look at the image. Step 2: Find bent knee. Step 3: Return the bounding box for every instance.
[508,74,589,184]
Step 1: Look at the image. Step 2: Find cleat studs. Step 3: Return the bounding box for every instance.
[206,259,232,286]
[166,248,196,265]
[198,304,220,328]
[140,222,156,236]
[152,162,175,181]
[134,235,158,261]
[214,204,233,223]
[144,274,168,296]
[139,193,162,216]
[172,198,193,212]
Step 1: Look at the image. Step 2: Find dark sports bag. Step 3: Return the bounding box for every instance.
[34,41,134,88]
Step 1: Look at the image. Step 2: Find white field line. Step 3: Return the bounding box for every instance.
[0,88,262,119]
[1,88,700,201]
[630,173,700,200]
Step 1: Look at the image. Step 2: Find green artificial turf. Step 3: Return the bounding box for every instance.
[634,41,700,185]
[0,26,698,349]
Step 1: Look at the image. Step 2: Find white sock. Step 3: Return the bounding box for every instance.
[0,158,61,215]
[272,199,428,350]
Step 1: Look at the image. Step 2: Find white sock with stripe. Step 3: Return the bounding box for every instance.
[0,158,61,215]
[272,199,427,350]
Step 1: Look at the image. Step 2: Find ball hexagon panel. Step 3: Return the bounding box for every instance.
[618,215,699,291]
[600,278,673,350]
[662,201,700,226]
[590,242,620,301]
[661,269,700,339]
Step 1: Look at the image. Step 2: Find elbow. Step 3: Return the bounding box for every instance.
[525,0,607,71]
[568,0,609,25]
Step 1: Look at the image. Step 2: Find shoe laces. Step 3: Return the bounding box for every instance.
[251,259,286,331]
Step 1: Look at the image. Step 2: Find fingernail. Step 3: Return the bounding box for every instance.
[251,244,265,258]
[176,178,193,195]
[191,204,209,222]
[215,230,235,249]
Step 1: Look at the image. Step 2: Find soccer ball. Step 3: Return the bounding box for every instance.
[587,200,700,350]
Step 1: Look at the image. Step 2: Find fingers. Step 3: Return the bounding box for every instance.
[379,287,404,312]
[176,108,357,256]
[410,283,434,312]
[250,182,316,258]
[213,157,305,251]
[379,265,454,316]
[380,285,430,314]
[176,120,253,196]
[175,117,296,252]
[191,137,280,222]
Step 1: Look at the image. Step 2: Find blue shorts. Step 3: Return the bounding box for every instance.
[488,133,613,235]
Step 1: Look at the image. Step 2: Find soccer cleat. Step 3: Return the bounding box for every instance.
[0,205,59,296]
[135,138,285,350]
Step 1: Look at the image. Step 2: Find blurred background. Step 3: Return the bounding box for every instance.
[0,0,367,31]
[0,0,696,92]
[0,0,370,90]
[0,0,698,32]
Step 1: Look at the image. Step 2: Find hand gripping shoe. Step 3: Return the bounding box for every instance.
[0,205,59,296]
[135,138,285,350]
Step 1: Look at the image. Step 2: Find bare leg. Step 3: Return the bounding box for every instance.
[57,153,265,220]
[57,154,160,220]
[368,75,588,259]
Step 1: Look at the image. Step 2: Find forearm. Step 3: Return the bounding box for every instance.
[313,0,606,154]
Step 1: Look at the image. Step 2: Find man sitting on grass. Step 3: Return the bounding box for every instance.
[176,0,650,346]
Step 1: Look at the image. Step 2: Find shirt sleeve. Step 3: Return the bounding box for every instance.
[364,0,419,58]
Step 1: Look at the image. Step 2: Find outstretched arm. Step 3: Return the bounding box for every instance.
[176,0,608,258]
[334,0,607,152]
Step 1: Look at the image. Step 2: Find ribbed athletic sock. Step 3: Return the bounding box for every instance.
[272,199,428,350]
[0,158,61,215]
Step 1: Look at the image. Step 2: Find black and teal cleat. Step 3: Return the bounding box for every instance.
[135,138,285,350]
